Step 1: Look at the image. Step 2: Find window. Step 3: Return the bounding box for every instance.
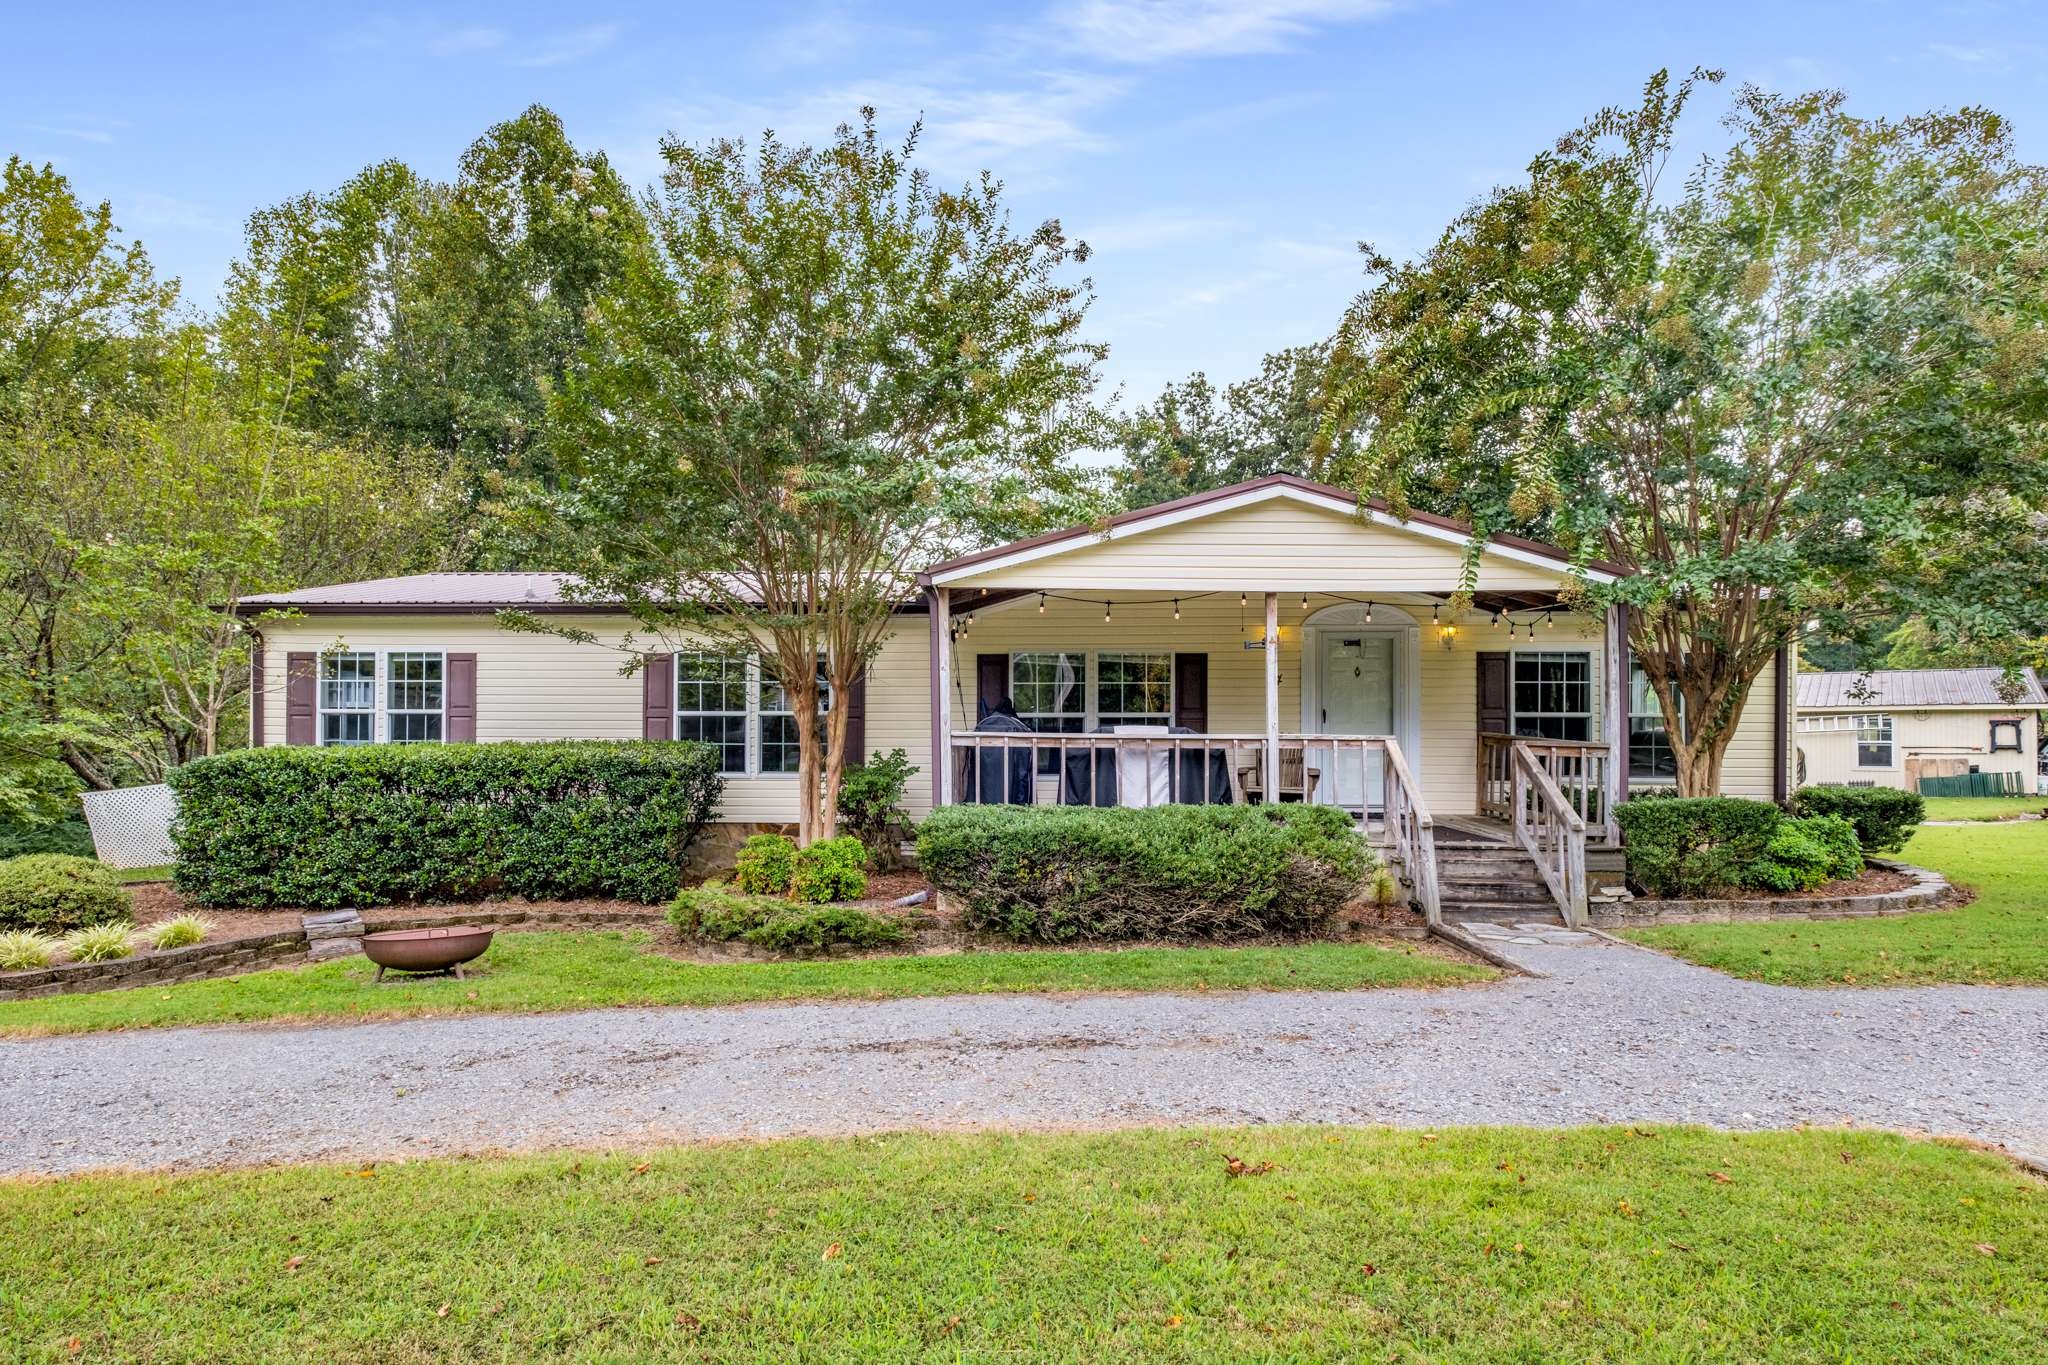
[1991,718,2023,753]
[1095,652,1173,728]
[1627,663,1682,780]
[1011,652,1084,772]
[760,658,829,775]
[675,652,749,774]
[319,652,376,745]
[385,652,445,743]
[1511,650,1592,741]
[1856,713,1895,768]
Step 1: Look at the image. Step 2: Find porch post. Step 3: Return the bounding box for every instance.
[932,586,952,806]
[1263,591,1281,804]
[1603,602,1627,838]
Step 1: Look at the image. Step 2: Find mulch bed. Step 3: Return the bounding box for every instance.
[1665,865,1917,903]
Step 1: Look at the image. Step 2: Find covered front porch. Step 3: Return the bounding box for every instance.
[916,475,1633,927]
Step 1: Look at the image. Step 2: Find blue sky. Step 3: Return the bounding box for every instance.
[9,1,2047,405]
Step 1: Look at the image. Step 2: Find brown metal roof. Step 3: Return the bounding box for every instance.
[1796,668,2048,710]
[916,473,1628,583]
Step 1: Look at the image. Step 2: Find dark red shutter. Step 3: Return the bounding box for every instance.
[285,651,317,745]
[1476,652,1510,736]
[249,644,266,748]
[446,653,477,742]
[843,669,868,766]
[642,654,674,740]
[1172,653,1209,732]
[976,654,1008,719]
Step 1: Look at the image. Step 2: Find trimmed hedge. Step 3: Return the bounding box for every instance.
[668,882,908,952]
[169,741,724,908]
[1791,785,1924,853]
[791,835,868,904]
[734,834,796,896]
[1615,796,1868,898]
[916,803,1373,943]
[0,854,132,933]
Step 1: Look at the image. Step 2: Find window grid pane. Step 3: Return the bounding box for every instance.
[1096,652,1172,725]
[319,653,376,745]
[675,652,749,774]
[1511,651,1592,743]
[760,657,829,775]
[385,652,444,744]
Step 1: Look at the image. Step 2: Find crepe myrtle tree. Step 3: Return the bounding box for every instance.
[518,111,1107,844]
[1319,69,2048,794]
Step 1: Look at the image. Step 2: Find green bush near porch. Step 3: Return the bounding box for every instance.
[1790,784,1924,853]
[169,741,724,908]
[1615,796,1867,898]
[916,803,1373,942]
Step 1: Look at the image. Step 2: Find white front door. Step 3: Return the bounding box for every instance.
[1317,633,1395,807]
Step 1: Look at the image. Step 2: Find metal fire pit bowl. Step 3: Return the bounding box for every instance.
[361,926,495,983]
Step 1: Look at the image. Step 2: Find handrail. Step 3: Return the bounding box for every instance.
[1509,740,1588,928]
[1479,731,1617,842]
[1379,737,1441,928]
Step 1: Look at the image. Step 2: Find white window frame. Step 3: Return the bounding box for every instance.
[1010,651,1087,734]
[317,650,378,746]
[757,654,830,779]
[1856,713,1895,769]
[1508,647,1596,742]
[674,650,751,776]
[1626,661,1683,783]
[1093,650,1175,728]
[385,651,447,745]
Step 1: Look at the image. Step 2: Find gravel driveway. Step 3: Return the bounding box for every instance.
[4,936,2045,1175]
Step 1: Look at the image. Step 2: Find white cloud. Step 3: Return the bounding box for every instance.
[1052,0,1400,63]
[1925,41,1996,63]
[513,23,623,68]
[1078,210,1236,252]
[124,191,234,235]
[24,122,115,144]
[430,26,507,56]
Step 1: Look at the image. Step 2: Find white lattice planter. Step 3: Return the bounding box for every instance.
[78,783,176,870]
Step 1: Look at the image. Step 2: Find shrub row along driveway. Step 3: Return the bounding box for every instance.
[4,935,2045,1176]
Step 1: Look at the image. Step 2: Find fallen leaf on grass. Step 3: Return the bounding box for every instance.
[1165,1315,1183,1328]
[644,1257,663,1267]
[284,1256,305,1273]
[822,1242,842,1261]
[65,1338,82,1355]
[675,1311,702,1331]
[435,1303,450,1320]
[1974,1243,1997,1257]
[1708,1171,1733,1184]
[1222,1155,1274,1177]
[631,1162,651,1177]
[1615,1199,1637,1218]
[1361,1262,1377,1277]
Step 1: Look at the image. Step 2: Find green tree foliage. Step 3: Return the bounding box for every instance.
[1321,71,2048,792]
[534,112,1106,844]
[1114,343,1354,508]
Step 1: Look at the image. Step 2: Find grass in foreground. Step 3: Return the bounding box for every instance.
[1920,795,2045,823]
[1623,821,2048,986]
[2,1126,2041,1362]
[110,864,172,885]
[0,930,1487,1037]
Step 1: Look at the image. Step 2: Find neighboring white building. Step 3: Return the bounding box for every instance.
[1795,668,2045,793]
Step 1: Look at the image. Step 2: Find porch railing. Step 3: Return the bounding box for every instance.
[1478,732,1618,843]
[946,731,1441,926]
[1509,740,1588,928]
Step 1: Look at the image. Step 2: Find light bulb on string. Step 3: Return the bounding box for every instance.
[1038,593,1046,615]
[1363,601,1372,623]
[1173,598,1181,622]
[1103,601,1112,623]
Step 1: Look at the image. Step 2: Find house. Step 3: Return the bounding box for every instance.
[237,474,1795,925]
[1796,668,2046,795]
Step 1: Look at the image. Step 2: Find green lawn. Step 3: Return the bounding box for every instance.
[112,864,171,885]
[1622,820,2048,986]
[1920,795,2046,823]
[2,1126,2041,1362]
[0,930,1487,1037]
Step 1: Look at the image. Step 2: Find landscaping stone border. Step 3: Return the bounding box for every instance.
[1588,859,1950,927]
[0,931,306,1002]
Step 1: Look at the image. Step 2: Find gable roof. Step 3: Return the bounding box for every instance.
[236,573,591,615]
[918,473,1625,586]
[1797,668,2048,710]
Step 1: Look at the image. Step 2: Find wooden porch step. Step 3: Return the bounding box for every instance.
[1440,904,1567,927]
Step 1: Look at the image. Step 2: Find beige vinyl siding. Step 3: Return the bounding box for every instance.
[941,498,1587,594]
[1797,707,2037,790]
[254,614,934,823]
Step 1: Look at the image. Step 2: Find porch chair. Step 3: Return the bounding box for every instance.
[1236,747,1320,804]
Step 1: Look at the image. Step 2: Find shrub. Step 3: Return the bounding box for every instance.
[61,921,135,964]
[838,749,918,869]
[734,834,796,896]
[1791,785,1923,854]
[0,930,57,971]
[0,854,133,933]
[668,881,907,952]
[169,741,724,908]
[791,836,868,904]
[916,803,1372,943]
[1750,814,1863,893]
[1614,797,1785,899]
[0,813,95,859]
[148,914,214,950]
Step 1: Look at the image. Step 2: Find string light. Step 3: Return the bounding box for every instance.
[1240,592,1247,608]
[1492,610,1503,628]
[1300,592,1309,610]
[1038,592,1046,614]
[1363,601,1372,623]
[1172,598,1181,622]
[1545,611,1555,629]
[1431,603,1440,625]
[1103,601,1112,623]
